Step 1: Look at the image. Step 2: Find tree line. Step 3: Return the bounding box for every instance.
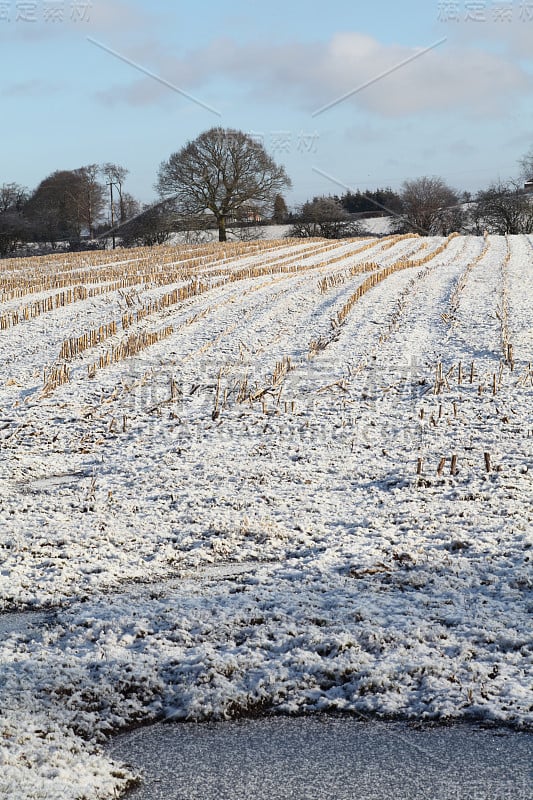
[0,163,138,256]
[1,128,533,256]
[291,166,533,240]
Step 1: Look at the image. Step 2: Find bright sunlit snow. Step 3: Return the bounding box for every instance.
[0,234,531,799]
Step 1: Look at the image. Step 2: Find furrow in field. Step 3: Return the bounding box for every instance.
[32,248,391,411]
[0,239,299,297]
[0,241,350,396]
[248,234,459,404]
[506,235,533,367]
[172,238,434,402]
[449,235,508,363]
[0,241,296,326]
[318,233,531,489]
[26,239,406,400]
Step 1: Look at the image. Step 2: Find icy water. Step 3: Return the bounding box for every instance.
[0,610,52,638]
[108,716,533,800]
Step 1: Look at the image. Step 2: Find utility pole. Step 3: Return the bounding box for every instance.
[107,181,117,249]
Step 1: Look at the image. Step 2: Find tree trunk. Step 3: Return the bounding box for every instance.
[218,216,227,242]
[119,188,125,224]
[87,197,93,239]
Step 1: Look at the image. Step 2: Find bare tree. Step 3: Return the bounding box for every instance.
[464,199,486,236]
[400,176,461,235]
[25,171,80,246]
[79,164,105,238]
[156,127,291,242]
[474,181,533,234]
[0,183,30,256]
[101,163,129,224]
[120,192,141,221]
[519,147,533,182]
[0,212,30,257]
[25,169,105,246]
[118,200,176,247]
[178,213,213,244]
[0,182,28,213]
[290,196,361,239]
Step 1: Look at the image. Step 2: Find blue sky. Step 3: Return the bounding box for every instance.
[1,0,532,206]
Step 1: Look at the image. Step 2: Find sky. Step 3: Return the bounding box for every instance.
[1,0,532,207]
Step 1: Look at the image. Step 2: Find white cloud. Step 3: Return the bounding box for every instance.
[439,15,533,61]
[94,32,531,119]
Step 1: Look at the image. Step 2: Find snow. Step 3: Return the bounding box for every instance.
[0,234,531,799]
[168,224,292,244]
[358,216,393,235]
[168,218,393,241]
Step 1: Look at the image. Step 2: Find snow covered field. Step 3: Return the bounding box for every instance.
[0,234,531,798]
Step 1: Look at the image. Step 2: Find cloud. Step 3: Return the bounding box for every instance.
[0,0,156,43]
[343,124,391,145]
[92,32,532,119]
[1,80,61,97]
[438,14,533,61]
[304,34,529,117]
[448,140,478,157]
[87,0,155,31]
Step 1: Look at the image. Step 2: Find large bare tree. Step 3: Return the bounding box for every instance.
[156,128,291,242]
[400,176,461,235]
[25,168,105,246]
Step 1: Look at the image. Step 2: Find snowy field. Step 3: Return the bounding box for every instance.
[0,233,531,798]
[169,216,391,244]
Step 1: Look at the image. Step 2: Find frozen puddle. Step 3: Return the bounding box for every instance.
[181,560,277,581]
[108,716,533,800]
[0,561,272,638]
[0,610,53,638]
[20,470,91,494]
[107,561,278,601]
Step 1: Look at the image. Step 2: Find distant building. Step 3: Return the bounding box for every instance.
[524,180,533,194]
[227,206,264,224]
